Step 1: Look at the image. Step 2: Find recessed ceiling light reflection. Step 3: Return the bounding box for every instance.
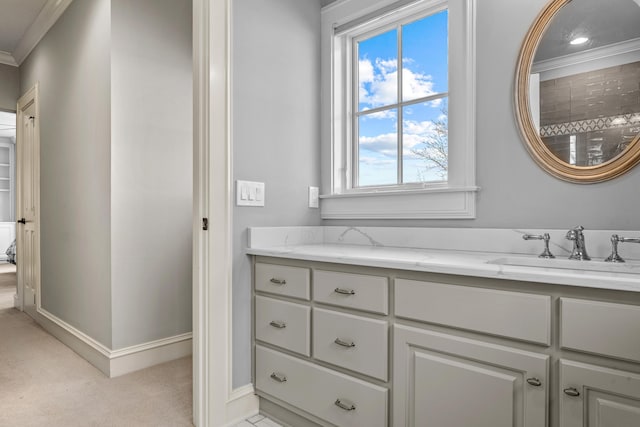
[570,36,589,45]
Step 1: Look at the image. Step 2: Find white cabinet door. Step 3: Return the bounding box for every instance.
[560,359,640,427]
[394,325,548,427]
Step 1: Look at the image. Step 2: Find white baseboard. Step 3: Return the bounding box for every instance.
[35,308,192,378]
[36,308,112,374]
[223,384,259,427]
[110,333,193,377]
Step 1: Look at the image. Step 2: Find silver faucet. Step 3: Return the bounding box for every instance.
[605,234,640,263]
[566,226,591,260]
[522,233,555,258]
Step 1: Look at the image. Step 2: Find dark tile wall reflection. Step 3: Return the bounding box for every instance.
[539,61,640,166]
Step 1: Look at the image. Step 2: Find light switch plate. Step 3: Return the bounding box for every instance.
[237,180,265,206]
[309,186,319,208]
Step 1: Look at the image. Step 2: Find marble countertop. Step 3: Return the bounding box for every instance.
[247,227,640,293]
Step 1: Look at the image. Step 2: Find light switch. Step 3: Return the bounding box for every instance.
[236,180,265,206]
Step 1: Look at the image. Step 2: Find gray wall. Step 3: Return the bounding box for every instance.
[232,0,322,387]
[20,0,113,347]
[230,0,640,389]
[323,0,640,231]
[110,0,193,349]
[0,63,19,111]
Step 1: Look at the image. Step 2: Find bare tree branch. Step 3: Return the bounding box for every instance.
[410,106,448,179]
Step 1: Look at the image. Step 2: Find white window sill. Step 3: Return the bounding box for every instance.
[319,186,478,219]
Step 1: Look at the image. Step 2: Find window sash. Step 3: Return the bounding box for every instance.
[351,10,449,188]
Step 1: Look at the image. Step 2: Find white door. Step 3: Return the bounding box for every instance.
[560,359,640,427]
[16,85,40,318]
[394,325,549,427]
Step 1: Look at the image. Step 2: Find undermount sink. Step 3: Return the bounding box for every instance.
[488,256,640,274]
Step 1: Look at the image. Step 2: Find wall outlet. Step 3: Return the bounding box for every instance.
[237,180,265,206]
[309,186,319,208]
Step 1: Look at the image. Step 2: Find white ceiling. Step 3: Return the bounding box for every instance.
[0,0,72,66]
[0,0,48,53]
[534,0,640,62]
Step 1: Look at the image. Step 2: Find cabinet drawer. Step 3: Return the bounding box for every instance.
[314,270,388,314]
[313,308,388,381]
[395,279,551,345]
[561,298,640,362]
[255,263,310,300]
[256,345,388,427]
[255,296,310,356]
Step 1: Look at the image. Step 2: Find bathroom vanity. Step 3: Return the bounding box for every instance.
[248,227,640,427]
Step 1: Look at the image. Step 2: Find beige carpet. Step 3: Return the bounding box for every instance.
[0,308,193,426]
[0,263,16,310]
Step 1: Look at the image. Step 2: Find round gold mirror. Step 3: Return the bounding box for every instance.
[515,0,640,183]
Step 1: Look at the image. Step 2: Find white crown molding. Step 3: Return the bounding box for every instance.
[0,51,17,67]
[532,37,640,74]
[12,0,74,66]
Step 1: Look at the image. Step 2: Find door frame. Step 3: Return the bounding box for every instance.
[193,1,257,425]
[15,83,41,314]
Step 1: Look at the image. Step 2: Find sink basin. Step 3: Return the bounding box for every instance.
[488,256,640,274]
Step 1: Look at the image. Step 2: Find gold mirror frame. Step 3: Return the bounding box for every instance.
[515,0,640,183]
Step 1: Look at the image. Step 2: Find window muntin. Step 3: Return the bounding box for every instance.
[354,9,449,188]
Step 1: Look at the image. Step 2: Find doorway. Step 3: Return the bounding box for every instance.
[15,84,40,318]
[0,110,17,310]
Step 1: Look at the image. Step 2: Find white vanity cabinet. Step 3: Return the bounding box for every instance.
[394,279,550,427]
[252,257,640,427]
[254,262,390,427]
[559,298,640,427]
[559,359,640,427]
[394,325,548,427]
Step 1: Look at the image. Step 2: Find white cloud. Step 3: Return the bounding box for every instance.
[359,59,374,83]
[362,109,397,120]
[359,132,397,157]
[402,69,435,100]
[359,57,438,110]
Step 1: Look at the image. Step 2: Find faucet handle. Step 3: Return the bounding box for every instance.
[523,233,555,258]
[605,234,640,263]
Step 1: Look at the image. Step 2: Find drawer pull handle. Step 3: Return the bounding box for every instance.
[269,320,286,329]
[563,387,580,397]
[334,287,356,295]
[270,372,287,383]
[334,398,356,411]
[270,278,286,285]
[334,338,356,348]
[526,378,542,387]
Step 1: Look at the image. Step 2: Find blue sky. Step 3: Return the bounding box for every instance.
[357,10,448,186]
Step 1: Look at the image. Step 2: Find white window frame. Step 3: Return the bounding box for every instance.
[320,0,477,219]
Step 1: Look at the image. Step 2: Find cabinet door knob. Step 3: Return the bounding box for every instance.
[334,338,356,348]
[269,278,286,285]
[563,387,580,397]
[270,372,287,383]
[334,287,356,295]
[269,320,286,329]
[334,398,356,411]
[526,377,542,387]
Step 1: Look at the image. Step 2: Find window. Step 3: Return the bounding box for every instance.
[356,9,449,187]
[321,0,477,219]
